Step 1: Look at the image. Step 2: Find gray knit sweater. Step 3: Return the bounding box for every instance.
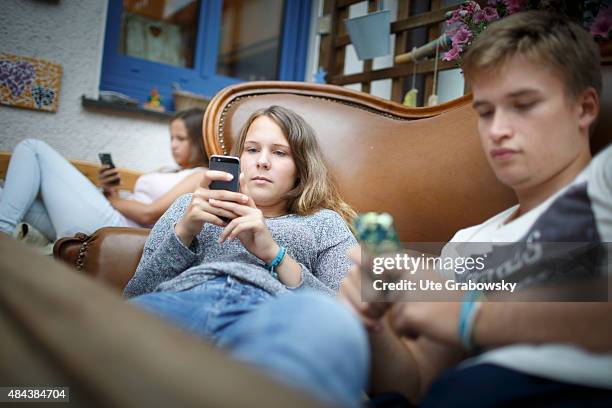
[123,194,357,298]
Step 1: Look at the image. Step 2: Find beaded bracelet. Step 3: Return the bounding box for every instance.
[265,246,286,279]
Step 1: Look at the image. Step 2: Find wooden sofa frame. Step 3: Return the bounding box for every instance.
[0,151,143,192]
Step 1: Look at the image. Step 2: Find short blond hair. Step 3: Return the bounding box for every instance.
[463,11,601,98]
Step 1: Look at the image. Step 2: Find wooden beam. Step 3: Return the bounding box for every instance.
[361,0,379,94]
[329,59,457,86]
[391,4,454,33]
[391,0,411,103]
[318,0,334,80]
[333,6,349,83]
[424,0,442,105]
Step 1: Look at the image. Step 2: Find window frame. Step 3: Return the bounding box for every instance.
[100,0,312,111]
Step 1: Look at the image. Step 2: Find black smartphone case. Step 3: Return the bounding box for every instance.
[98,153,119,185]
[98,153,115,168]
[209,160,240,192]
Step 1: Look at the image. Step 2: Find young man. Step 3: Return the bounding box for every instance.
[337,10,612,406]
[176,11,610,407]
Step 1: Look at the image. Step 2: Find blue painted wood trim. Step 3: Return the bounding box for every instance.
[100,0,311,110]
[278,0,312,81]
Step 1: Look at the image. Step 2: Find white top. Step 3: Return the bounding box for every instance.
[448,144,612,389]
[121,167,204,228]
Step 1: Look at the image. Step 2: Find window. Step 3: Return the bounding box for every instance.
[101,0,312,111]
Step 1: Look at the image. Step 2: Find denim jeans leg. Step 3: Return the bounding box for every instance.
[128,278,227,338]
[0,187,55,240]
[128,277,265,340]
[217,291,370,408]
[0,139,126,238]
[203,276,272,342]
[128,290,210,336]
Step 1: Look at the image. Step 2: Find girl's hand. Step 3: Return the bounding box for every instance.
[174,170,249,246]
[211,173,279,264]
[99,165,121,197]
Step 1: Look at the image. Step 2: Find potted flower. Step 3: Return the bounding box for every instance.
[442,0,611,63]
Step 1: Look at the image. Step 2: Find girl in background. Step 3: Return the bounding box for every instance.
[0,108,208,246]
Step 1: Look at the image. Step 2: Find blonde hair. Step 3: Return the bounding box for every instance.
[463,11,601,99]
[233,106,356,225]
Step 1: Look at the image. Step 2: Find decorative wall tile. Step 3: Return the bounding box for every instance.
[0,53,62,112]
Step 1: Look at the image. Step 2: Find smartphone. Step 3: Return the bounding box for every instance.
[209,155,240,192]
[353,212,403,304]
[98,152,115,168]
[352,212,402,255]
[98,153,120,185]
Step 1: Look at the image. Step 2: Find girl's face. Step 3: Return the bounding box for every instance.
[240,115,297,212]
[170,118,193,168]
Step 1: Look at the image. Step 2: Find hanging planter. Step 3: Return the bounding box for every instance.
[345,10,391,60]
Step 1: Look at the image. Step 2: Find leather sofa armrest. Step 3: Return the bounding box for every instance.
[53,227,150,292]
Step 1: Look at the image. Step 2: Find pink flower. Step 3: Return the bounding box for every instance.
[443,44,463,62]
[446,21,466,37]
[483,6,499,22]
[451,25,472,45]
[591,8,612,38]
[464,1,481,14]
[446,9,462,25]
[504,0,525,15]
[473,10,486,24]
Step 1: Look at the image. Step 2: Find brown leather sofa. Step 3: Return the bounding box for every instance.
[54,77,612,292]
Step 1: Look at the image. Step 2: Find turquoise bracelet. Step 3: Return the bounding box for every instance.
[265,246,286,278]
[459,290,483,351]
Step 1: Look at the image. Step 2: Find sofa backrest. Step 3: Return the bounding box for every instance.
[203,81,516,243]
[54,71,611,292]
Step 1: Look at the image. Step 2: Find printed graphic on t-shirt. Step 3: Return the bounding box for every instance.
[456,182,607,291]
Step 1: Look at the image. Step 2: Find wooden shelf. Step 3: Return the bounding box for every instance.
[81,95,174,120]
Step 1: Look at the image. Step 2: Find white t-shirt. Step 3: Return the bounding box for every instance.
[448,144,612,389]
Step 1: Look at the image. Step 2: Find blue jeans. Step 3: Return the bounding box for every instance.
[0,139,127,239]
[130,276,369,408]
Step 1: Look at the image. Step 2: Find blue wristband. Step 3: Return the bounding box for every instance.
[265,246,286,278]
[459,290,483,351]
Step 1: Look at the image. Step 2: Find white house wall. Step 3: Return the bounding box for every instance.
[0,0,174,172]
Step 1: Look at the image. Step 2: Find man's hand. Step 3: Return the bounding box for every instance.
[338,247,392,331]
[390,302,463,347]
